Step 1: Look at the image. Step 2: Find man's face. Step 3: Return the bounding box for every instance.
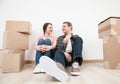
[62,23,71,34]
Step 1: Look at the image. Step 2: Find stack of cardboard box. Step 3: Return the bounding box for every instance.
[98,17,120,69]
[0,20,31,72]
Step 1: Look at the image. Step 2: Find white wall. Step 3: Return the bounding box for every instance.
[0,0,120,60]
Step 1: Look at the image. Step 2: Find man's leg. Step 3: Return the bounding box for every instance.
[40,50,68,82]
[72,36,83,65]
[44,38,51,57]
[71,36,83,76]
[54,50,66,67]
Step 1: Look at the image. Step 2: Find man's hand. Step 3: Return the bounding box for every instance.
[63,34,71,44]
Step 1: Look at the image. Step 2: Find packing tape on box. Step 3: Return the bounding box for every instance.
[103,35,120,44]
[111,29,117,35]
[110,18,117,25]
[99,27,119,38]
[104,61,110,69]
[103,37,109,44]
[99,29,112,38]
[115,35,120,43]
[116,63,120,69]
[99,18,117,29]
[104,61,120,69]
[99,19,111,29]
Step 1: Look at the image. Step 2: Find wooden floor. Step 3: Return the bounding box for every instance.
[0,63,120,84]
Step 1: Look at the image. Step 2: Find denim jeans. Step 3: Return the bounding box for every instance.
[54,36,83,68]
[35,39,51,65]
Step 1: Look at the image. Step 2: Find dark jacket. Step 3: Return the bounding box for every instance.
[56,34,79,52]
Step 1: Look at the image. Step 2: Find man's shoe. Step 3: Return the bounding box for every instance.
[40,56,68,82]
[71,62,80,76]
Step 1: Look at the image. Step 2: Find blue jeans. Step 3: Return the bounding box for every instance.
[54,36,83,67]
[35,39,51,65]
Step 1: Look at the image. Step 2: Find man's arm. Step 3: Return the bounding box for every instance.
[56,35,66,51]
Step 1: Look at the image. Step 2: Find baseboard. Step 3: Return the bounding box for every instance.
[25,59,103,64]
[83,59,103,63]
[25,60,35,64]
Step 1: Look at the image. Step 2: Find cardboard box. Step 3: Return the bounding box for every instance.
[98,17,120,38]
[3,31,29,49]
[104,61,120,69]
[0,49,25,68]
[2,52,25,72]
[0,30,4,49]
[0,53,2,68]
[6,21,31,34]
[103,35,120,69]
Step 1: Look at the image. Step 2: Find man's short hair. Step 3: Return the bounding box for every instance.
[63,21,73,30]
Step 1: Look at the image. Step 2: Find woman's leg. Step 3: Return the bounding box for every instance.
[35,39,44,65]
[44,38,52,57]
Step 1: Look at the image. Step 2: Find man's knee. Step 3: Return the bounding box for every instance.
[54,49,65,59]
[73,35,83,44]
[55,49,64,55]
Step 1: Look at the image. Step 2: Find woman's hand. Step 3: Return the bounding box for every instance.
[35,45,42,51]
[35,45,52,52]
[41,45,51,52]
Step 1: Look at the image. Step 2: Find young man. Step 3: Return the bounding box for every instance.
[40,22,83,81]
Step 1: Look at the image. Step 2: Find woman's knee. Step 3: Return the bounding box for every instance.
[45,38,51,45]
[37,39,44,45]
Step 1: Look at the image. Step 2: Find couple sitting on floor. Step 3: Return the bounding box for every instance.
[33,22,83,82]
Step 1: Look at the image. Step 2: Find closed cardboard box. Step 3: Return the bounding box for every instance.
[3,31,29,50]
[2,53,25,72]
[0,53,2,68]
[0,30,4,49]
[6,21,31,34]
[98,17,120,38]
[103,35,120,69]
[0,49,25,68]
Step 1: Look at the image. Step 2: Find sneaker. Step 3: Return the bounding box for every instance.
[40,56,68,82]
[71,62,80,76]
[33,64,45,74]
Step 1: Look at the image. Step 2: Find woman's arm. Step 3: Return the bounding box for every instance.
[34,40,42,51]
[46,40,57,50]
[43,37,57,51]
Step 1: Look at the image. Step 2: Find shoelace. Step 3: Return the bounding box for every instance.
[72,62,79,68]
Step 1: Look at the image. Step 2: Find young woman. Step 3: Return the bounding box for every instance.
[33,23,57,73]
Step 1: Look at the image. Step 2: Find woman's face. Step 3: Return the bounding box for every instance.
[45,24,53,34]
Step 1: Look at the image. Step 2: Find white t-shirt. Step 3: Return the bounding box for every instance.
[65,39,72,53]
